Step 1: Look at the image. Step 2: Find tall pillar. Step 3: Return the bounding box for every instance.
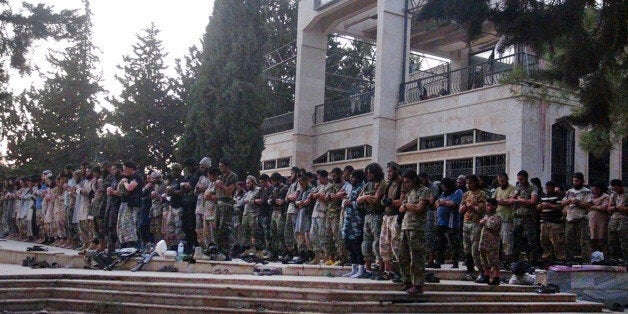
[292,13,327,170]
[371,0,409,164]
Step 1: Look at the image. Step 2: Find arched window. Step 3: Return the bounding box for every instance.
[551,122,575,189]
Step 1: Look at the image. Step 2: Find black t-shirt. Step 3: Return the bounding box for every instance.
[169,177,184,208]
[539,193,563,223]
[121,172,144,208]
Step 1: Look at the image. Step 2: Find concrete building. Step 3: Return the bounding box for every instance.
[260,0,626,188]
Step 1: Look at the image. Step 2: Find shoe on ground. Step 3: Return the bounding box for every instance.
[425,272,440,283]
[475,274,489,284]
[488,277,500,286]
[357,270,372,279]
[406,285,424,295]
[370,271,385,280]
[461,273,476,281]
[391,274,403,283]
[331,260,343,266]
[399,282,412,291]
[451,262,459,269]
[324,260,334,266]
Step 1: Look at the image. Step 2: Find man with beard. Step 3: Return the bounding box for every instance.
[94,162,112,251]
[104,163,123,255]
[182,159,200,253]
[215,158,238,259]
[562,172,592,264]
[87,165,104,250]
[324,167,344,265]
[193,157,213,251]
[375,162,405,280]
[116,162,143,249]
[166,163,186,249]
[510,170,540,265]
[356,163,386,278]
[255,174,272,257]
[283,167,302,262]
[309,170,331,265]
[266,172,288,261]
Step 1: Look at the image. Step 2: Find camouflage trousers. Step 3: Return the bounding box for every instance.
[204,207,217,247]
[116,203,138,244]
[310,216,328,256]
[565,219,591,263]
[150,215,162,243]
[399,228,426,287]
[362,213,383,263]
[270,210,285,255]
[462,221,482,271]
[284,212,297,253]
[325,210,342,259]
[166,207,185,246]
[241,211,258,248]
[216,203,234,254]
[513,216,539,261]
[607,218,628,262]
[379,214,400,262]
[480,246,500,269]
[540,222,566,261]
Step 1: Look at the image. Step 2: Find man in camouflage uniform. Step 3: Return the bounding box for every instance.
[357,163,386,277]
[216,158,238,258]
[537,181,566,263]
[166,163,186,248]
[510,170,539,263]
[283,167,301,262]
[562,172,592,264]
[398,170,432,295]
[267,172,288,260]
[324,167,344,265]
[116,162,143,248]
[240,175,260,255]
[88,165,105,250]
[608,179,627,265]
[377,162,405,280]
[148,171,166,244]
[460,175,486,282]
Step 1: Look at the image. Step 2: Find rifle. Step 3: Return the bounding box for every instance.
[131,250,158,272]
[104,248,139,271]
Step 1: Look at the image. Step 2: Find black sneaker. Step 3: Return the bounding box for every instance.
[475,274,489,284]
[488,277,500,286]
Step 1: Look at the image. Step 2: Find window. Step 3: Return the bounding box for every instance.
[313,153,328,165]
[277,157,291,169]
[476,130,506,143]
[329,149,346,162]
[447,130,475,146]
[446,158,473,178]
[263,160,276,171]
[347,146,365,159]
[551,122,575,189]
[420,135,444,150]
[419,161,444,183]
[475,154,506,183]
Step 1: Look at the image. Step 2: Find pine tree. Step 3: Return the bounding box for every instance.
[6,0,103,172]
[178,0,266,176]
[0,1,82,141]
[107,23,184,170]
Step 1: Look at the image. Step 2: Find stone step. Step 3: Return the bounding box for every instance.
[0,240,526,281]
[0,297,604,313]
[0,275,539,293]
[0,282,574,304]
[0,287,589,312]
[0,298,284,314]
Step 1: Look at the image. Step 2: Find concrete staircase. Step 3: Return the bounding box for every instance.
[0,273,604,313]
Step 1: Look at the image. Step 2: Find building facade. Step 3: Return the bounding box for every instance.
[260,0,625,188]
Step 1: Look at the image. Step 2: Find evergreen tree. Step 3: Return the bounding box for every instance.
[0,1,82,140]
[178,0,266,176]
[6,0,103,171]
[107,23,183,169]
[418,0,627,151]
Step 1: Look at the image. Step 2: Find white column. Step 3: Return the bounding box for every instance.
[292,9,327,170]
[371,0,409,165]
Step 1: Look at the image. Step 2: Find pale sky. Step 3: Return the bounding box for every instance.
[11,0,215,107]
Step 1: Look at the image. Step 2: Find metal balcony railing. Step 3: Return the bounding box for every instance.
[262,112,294,135]
[399,52,543,105]
[313,91,374,124]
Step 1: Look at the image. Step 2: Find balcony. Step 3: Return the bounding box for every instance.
[313,91,374,124]
[399,52,544,106]
[262,112,294,135]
